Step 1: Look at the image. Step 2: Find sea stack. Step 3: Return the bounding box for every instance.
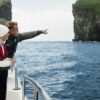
[72,0,100,41]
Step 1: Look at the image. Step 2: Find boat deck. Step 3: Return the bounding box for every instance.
[6,70,23,100]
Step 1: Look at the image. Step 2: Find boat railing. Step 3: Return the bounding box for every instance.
[10,63,20,90]
[12,64,51,100]
[14,64,20,90]
[22,76,51,100]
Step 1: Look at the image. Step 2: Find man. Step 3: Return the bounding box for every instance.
[5,21,48,60]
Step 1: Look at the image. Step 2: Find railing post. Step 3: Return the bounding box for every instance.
[22,78,25,100]
[34,88,38,100]
[13,64,20,90]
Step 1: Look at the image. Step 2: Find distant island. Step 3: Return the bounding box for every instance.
[73,0,100,41]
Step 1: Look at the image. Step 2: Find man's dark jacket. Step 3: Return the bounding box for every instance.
[5,31,42,58]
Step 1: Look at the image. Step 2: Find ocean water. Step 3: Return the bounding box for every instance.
[15,41,100,100]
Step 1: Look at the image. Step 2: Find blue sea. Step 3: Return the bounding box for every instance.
[15,41,100,100]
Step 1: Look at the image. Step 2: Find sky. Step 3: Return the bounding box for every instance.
[12,0,76,41]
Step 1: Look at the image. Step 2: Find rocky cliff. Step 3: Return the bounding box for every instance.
[0,0,12,24]
[73,0,100,41]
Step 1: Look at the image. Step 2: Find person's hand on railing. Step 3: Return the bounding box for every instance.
[8,57,16,64]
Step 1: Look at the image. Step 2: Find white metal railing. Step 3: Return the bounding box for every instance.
[22,76,51,100]
[12,64,51,100]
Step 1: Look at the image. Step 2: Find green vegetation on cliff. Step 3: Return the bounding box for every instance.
[76,0,100,5]
[75,0,100,13]
[0,0,6,6]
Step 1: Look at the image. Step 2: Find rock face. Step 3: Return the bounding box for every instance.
[0,0,12,24]
[73,0,100,41]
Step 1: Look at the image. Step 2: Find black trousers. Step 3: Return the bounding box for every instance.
[0,70,8,100]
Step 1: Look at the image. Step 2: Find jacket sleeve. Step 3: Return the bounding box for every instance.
[17,30,43,42]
